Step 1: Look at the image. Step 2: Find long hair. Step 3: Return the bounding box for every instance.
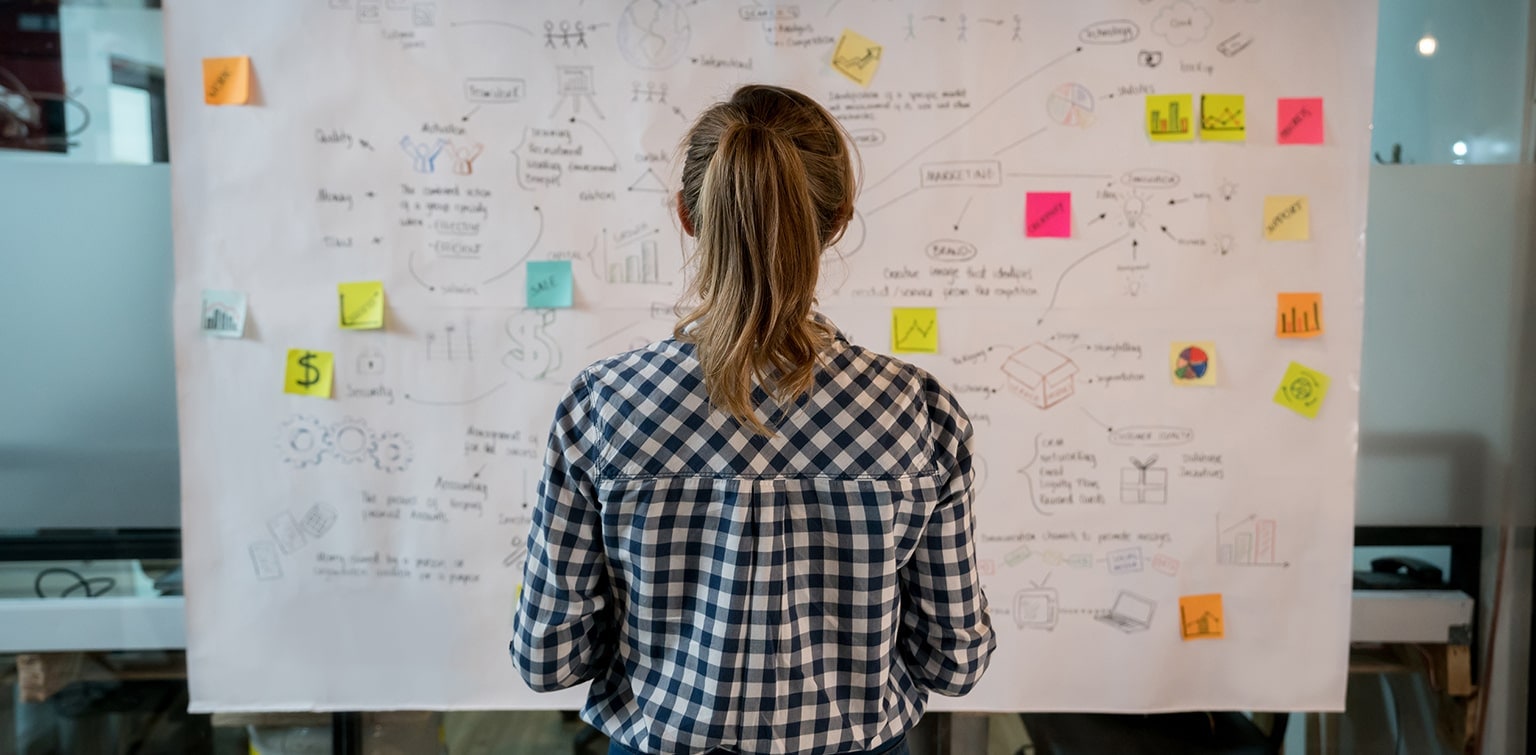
[673,85,857,435]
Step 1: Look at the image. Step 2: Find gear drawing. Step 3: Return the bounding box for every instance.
[278,415,328,469]
[370,432,414,473]
[326,417,375,465]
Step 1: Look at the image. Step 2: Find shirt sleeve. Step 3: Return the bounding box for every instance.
[896,375,997,696]
[511,370,617,691]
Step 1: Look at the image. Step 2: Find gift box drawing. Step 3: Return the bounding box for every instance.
[1002,343,1079,410]
[1121,455,1167,503]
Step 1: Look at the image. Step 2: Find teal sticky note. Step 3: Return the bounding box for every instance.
[526,260,573,308]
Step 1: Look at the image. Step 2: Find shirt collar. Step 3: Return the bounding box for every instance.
[809,311,851,345]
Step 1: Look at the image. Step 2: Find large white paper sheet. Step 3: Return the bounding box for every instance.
[168,0,1376,712]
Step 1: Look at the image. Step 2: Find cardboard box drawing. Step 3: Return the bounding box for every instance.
[1003,343,1079,409]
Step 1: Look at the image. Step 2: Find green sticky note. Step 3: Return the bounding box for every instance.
[1273,361,1331,418]
[338,281,385,329]
[526,261,573,308]
[892,307,938,353]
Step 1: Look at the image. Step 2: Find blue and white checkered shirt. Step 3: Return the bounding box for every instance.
[512,315,995,755]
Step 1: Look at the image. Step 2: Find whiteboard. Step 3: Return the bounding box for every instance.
[167,0,1375,712]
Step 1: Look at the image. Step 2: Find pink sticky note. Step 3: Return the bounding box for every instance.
[1277,98,1324,145]
[1025,192,1072,238]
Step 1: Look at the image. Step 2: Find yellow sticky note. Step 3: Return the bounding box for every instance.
[338,281,385,330]
[831,29,883,87]
[1273,361,1331,418]
[891,308,938,354]
[284,349,334,398]
[1200,94,1246,141]
[1263,195,1310,241]
[1170,342,1217,386]
[1276,293,1323,338]
[1179,594,1225,640]
[202,57,251,105]
[1146,94,1194,141]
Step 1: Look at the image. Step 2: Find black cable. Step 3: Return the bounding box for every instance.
[33,567,116,598]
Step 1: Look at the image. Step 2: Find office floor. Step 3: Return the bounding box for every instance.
[436,711,1034,755]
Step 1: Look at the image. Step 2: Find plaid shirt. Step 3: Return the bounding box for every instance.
[512,315,995,755]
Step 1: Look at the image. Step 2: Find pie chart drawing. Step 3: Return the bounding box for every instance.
[1175,346,1210,380]
[1047,83,1095,127]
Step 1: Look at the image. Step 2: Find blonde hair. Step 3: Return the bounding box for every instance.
[674,85,857,435]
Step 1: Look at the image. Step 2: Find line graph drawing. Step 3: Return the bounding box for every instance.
[1201,101,1244,130]
[832,45,881,75]
[892,310,938,351]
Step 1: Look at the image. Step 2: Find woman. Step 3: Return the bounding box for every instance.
[513,84,995,755]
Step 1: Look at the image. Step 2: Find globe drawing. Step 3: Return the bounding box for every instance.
[617,0,691,70]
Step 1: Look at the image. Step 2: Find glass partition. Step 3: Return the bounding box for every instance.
[0,0,1531,752]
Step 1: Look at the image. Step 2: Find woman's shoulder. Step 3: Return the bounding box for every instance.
[572,337,698,391]
[829,341,969,422]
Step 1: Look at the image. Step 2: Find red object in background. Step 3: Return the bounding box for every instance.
[0,4,68,153]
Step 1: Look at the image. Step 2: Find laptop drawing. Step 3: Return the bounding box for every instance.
[1096,590,1155,633]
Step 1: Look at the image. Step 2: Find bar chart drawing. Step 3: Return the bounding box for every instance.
[606,239,667,285]
[1277,293,1323,338]
[1147,95,1193,139]
[200,290,246,338]
[204,306,238,334]
[1279,302,1320,334]
[1217,513,1286,567]
[1150,103,1185,134]
[425,320,474,362]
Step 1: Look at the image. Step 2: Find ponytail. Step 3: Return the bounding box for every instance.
[675,86,856,435]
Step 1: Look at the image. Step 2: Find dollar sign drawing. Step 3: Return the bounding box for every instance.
[295,352,322,388]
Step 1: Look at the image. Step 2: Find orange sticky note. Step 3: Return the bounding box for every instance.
[203,57,251,105]
[1179,593,1224,640]
[1276,293,1323,338]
